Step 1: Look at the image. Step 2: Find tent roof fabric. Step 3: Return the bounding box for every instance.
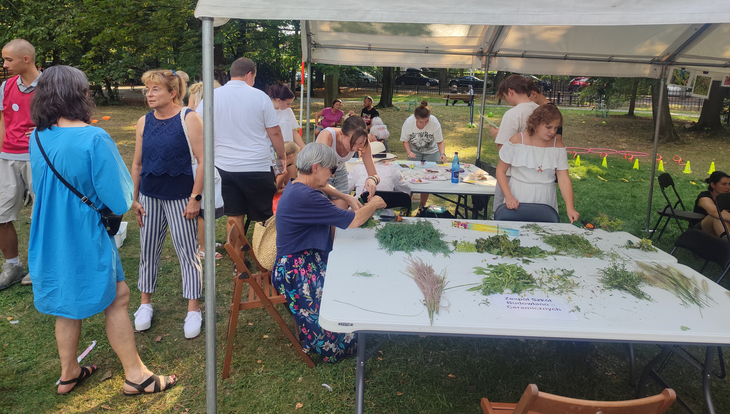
[195,1,730,77]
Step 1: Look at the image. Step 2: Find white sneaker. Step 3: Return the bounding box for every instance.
[184,309,202,339]
[21,274,32,285]
[134,304,154,331]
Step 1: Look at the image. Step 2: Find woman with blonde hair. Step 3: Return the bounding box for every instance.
[187,80,221,111]
[131,69,206,339]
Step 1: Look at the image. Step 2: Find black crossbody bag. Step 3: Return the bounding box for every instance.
[35,130,123,236]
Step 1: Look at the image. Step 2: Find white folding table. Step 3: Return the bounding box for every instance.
[320,219,730,413]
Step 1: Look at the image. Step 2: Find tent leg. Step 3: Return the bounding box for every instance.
[201,16,217,414]
[306,60,312,143]
[645,71,667,232]
[476,57,490,163]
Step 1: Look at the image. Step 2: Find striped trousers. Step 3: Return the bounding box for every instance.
[138,194,202,299]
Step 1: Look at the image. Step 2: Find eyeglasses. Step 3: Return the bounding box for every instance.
[142,87,167,96]
[330,166,338,175]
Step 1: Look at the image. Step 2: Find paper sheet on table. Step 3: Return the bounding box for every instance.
[492,295,579,321]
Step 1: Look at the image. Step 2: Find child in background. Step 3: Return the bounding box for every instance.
[272,141,302,214]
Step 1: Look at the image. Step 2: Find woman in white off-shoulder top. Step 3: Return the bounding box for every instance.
[495,104,580,223]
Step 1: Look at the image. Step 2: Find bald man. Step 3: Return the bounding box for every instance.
[0,39,40,289]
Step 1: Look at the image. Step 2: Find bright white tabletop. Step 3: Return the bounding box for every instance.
[320,219,730,346]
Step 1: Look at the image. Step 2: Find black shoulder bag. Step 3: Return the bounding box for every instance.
[35,130,123,236]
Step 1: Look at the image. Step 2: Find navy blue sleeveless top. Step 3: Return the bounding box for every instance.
[139,110,194,200]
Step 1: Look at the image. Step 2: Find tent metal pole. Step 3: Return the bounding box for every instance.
[645,69,667,232]
[476,56,490,163]
[201,16,217,414]
[299,61,304,131]
[306,60,312,143]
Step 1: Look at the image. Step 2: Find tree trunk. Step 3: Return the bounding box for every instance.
[324,66,339,107]
[651,79,679,143]
[688,80,724,132]
[290,68,297,93]
[377,67,394,108]
[627,78,639,117]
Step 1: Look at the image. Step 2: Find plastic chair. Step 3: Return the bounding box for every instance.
[494,203,559,223]
[650,173,705,242]
[222,221,314,379]
[360,190,412,216]
[481,384,675,414]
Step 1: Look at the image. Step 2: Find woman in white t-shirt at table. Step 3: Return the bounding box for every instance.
[267,83,306,148]
[495,104,579,223]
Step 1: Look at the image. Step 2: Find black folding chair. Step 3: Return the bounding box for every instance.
[650,173,705,242]
[360,191,413,216]
[494,203,559,223]
[715,192,730,240]
[670,229,730,283]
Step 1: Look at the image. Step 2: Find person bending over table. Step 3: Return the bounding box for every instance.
[314,99,344,137]
[694,171,730,238]
[495,104,580,223]
[400,100,446,208]
[316,116,379,209]
[28,66,176,396]
[273,143,386,363]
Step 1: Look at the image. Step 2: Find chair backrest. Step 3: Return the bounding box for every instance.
[225,220,265,276]
[657,173,686,211]
[494,203,559,223]
[361,190,412,216]
[673,228,730,269]
[512,384,675,414]
[716,192,730,241]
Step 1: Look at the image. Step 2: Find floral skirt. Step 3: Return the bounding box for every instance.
[273,249,357,363]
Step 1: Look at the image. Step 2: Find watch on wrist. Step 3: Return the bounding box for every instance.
[192,194,202,201]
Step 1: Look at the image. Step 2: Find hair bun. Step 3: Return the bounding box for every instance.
[420,100,428,107]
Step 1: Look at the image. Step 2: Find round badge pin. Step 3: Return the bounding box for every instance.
[12,103,19,111]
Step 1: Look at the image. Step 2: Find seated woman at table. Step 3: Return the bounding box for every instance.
[316,116,379,209]
[273,143,386,363]
[694,171,730,237]
[400,100,446,209]
[313,99,344,137]
[495,104,580,223]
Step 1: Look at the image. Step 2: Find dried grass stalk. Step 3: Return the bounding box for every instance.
[403,257,448,325]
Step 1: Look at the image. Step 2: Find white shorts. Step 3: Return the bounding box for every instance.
[0,159,33,223]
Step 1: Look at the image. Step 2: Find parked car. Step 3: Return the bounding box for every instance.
[358,71,377,83]
[449,75,490,88]
[568,77,591,92]
[521,74,552,92]
[395,71,439,86]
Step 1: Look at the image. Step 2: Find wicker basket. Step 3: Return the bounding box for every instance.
[252,215,277,271]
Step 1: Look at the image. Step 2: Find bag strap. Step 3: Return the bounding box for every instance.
[34,130,100,212]
[180,107,196,165]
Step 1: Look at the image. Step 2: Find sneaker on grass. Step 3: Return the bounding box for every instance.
[184,309,202,339]
[21,274,32,285]
[0,262,25,290]
[134,304,154,331]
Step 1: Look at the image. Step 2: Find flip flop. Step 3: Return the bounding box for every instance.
[123,374,177,396]
[57,364,98,395]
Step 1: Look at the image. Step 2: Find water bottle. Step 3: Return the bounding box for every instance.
[451,152,460,183]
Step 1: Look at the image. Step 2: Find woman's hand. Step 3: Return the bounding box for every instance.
[345,194,363,211]
[369,195,387,210]
[407,151,416,159]
[566,208,580,224]
[505,195,520,210]
[439,153,447,163]
[364,178,377,200]
[184,199,200,220]
[132,200,146,227]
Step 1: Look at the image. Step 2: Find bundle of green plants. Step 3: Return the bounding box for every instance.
[594,212,624,232]
[360,217,379,229]
[542,233,602,257]
[599,262,651,301]
[375,220,451,255]
[624,238,657,252]
[521,223,547,234]
[403,257,448,325]
[468,264,537,296]
[452,240,477,252]
[535,268,579,295]
[636,262,715,309]
[474,234,549,258]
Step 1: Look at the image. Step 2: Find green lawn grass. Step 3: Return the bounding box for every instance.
[1,102,728,413]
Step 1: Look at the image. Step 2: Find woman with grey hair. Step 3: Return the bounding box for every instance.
[272,142,385,363]
[29,65,176,395]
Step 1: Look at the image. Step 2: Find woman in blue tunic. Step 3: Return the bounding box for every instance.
[273,143,386,363]
[29,66,176,395]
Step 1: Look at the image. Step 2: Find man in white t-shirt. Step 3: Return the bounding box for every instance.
[195,58,285,233]
[489,75,539,212]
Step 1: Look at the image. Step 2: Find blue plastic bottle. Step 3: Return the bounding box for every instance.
[451,152,460,183]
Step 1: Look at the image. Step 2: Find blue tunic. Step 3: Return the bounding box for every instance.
[29,126,133,319]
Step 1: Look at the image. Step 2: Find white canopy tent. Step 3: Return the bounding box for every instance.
[193,1,730,411]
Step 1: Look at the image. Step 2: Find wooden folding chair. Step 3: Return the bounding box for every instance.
[222,221,314,379]
[481,384,675,414]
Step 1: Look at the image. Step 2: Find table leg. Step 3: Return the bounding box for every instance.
[355,333,367,414]
[703,346,717,414]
